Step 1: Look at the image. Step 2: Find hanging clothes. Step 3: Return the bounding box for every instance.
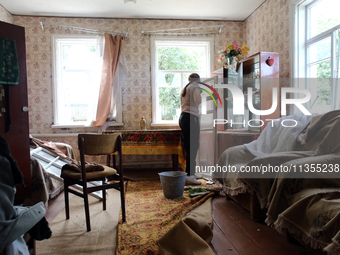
[0,37,20,133]
[0,37,19,85]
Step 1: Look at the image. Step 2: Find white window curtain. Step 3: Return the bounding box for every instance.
[87,34,105,125]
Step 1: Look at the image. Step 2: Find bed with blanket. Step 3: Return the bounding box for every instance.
[215,110,340,254]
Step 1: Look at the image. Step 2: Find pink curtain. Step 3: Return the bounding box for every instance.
[92,33,125,127]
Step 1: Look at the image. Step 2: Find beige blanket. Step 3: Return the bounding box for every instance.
[215,144,255,197]
[217,110,340,253]
[158,197,214,255]
[24,158,64,208]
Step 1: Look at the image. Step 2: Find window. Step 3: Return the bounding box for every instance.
[295,0,340,114]
[52,35,101,127]
[151,37,213,125]
[30,146,103,199]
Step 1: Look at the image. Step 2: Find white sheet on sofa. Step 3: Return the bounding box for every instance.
[245,114,315,157]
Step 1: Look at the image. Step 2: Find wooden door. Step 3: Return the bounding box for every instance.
[0,21,30,201]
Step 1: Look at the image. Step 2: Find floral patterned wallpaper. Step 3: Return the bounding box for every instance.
[0,4,13,24]
[12,16,245,162]
[6,0,290,163]
[13,16,245,137]
[244,0,290,78]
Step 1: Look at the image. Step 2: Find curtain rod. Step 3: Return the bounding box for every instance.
[39,21,129,37]
[141,25,223,36]
[147,31,221,36]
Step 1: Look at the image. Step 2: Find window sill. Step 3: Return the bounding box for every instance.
[108,122,124,127]
[31,133,78,137]
[150,123,179,128]
[51,124,93,128]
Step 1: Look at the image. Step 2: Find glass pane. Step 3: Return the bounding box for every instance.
[158,46,205,71]
[183,73,190,85]
[159,87,180,120]
[158,73,181,87]
[309,59,331,78]
[228,74,241,89]
[47,165,62,178]
[307,37,331,64]
[308,60,332,113]
[309,0,340,38]
[248,93,261,131]
[38,150,58,161]
[337,30,339,57]
[199,130,214,167]
[61,71,92,122]
[200,112,214,128]
[62,44,97,70]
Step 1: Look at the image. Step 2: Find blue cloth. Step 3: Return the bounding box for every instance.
[0,135,46,254]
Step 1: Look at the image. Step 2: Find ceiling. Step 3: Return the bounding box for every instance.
[0,0,266,21]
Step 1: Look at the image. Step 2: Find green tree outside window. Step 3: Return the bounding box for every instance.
[157,47,204,120]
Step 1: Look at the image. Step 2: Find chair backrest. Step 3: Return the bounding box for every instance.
[78,133,121,156]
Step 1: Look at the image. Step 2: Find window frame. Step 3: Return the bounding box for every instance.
[150,36,214,126]
[51,34,124,128]
[30,146,103,199]
[294,0,340,110]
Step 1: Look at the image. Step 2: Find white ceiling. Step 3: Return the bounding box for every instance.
[0,0,266,21]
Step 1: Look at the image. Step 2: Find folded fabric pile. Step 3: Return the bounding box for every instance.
[61,161,104,173]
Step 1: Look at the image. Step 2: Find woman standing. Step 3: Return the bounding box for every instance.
[179,73,202,185]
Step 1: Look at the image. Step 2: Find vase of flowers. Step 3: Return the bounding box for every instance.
[218,44,249,71]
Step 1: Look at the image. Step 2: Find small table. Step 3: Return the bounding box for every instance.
[102,130,185,171]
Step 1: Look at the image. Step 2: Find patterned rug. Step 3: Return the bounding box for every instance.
[116,179,215,255]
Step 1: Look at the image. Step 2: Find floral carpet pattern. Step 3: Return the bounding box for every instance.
[116,180,214,255]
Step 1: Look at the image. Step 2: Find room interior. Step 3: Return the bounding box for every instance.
[0,0,339,254]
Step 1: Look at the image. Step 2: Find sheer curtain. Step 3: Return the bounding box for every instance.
[92,33,125,127]
[87,34,105,124]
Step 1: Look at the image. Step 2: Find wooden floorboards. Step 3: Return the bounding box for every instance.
[45,191,73,223]
[46,190,323,255]
[211,195,316,255]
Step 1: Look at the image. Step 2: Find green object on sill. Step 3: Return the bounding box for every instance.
[188,186,209,197]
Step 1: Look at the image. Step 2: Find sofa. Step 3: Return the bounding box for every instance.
[215,110,340,254]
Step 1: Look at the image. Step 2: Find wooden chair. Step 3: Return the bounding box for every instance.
[61,133,126,232]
